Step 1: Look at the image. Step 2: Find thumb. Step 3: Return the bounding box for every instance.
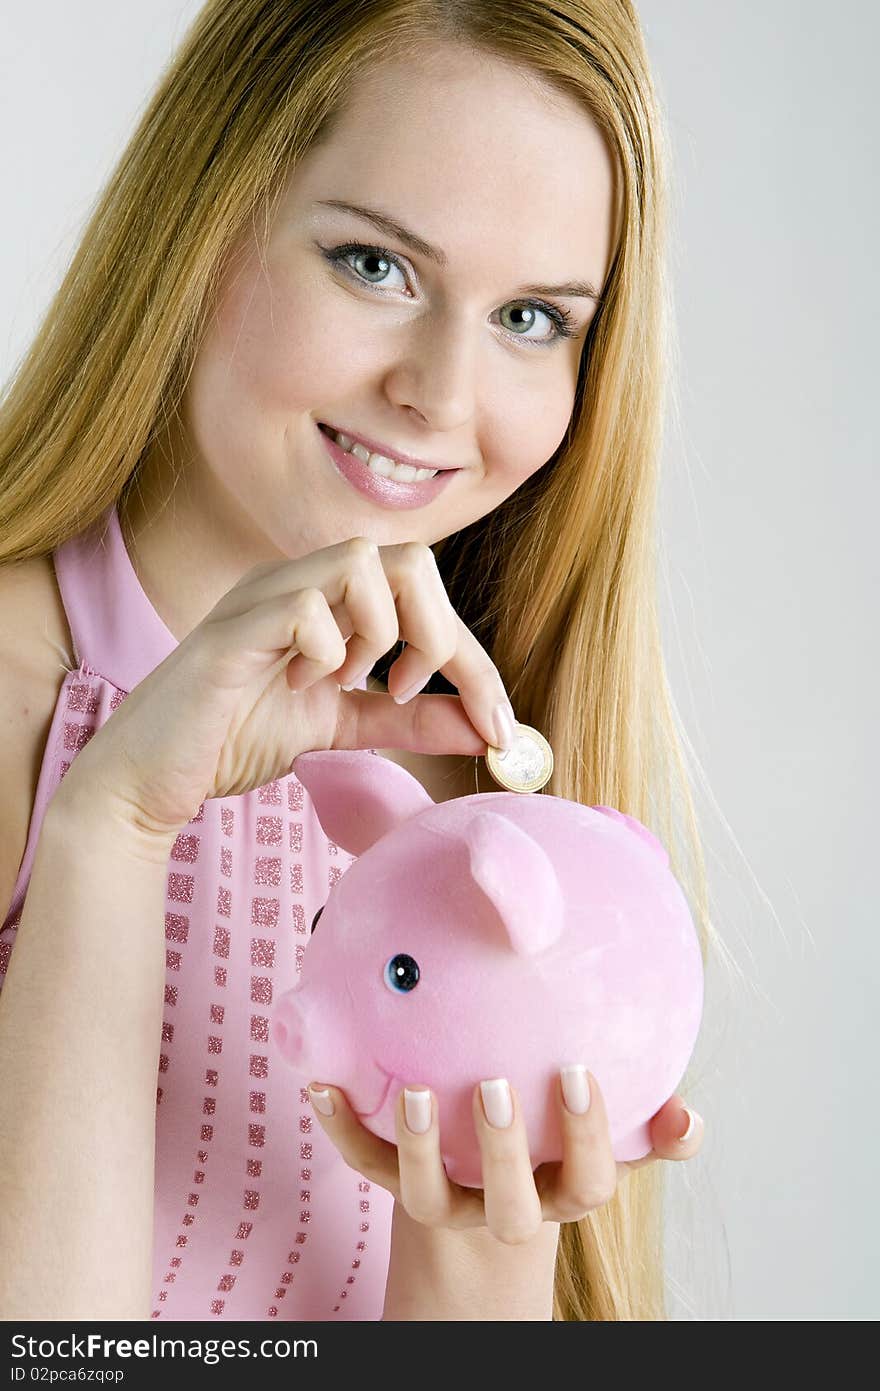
[333,686,490,758]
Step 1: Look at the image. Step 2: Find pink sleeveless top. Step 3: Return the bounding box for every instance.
[0,503,395,1320]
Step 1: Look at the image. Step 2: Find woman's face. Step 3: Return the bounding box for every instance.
[172,43,619,562]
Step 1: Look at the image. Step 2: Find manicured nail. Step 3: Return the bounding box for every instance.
[393,675,427,704]
[480,1077,513,1129]
[340,666,371,691]
[404,1088,432,1134]
[308,1085,335,1117]
[491,700,516,751]
[560,1064,591,1115]
[677,1105,699,1142]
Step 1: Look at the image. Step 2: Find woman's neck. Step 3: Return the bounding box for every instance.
[118,441,271,644]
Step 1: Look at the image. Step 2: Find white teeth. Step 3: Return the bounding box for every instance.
[328,428,439,483]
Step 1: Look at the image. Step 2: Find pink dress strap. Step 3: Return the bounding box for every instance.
[52,501,177,691]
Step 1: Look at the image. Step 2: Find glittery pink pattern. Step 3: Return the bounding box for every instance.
[0,505,393,1321]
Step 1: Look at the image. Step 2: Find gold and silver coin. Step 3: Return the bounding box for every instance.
[485,721,554,793]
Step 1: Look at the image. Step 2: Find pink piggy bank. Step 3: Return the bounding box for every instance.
[273,749,703,1188]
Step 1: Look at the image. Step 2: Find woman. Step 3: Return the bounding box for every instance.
[0,1,715,1320]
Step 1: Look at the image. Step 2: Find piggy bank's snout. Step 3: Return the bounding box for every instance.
[273,996,305,1065]
[273,984,358,1080]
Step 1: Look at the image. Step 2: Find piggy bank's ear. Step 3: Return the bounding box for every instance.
[292,750,435,856]
[463,810,564,956]
[592,805,669,867]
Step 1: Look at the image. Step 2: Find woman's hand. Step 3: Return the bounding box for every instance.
[306,1070,704,1241]
[50,536,514,850]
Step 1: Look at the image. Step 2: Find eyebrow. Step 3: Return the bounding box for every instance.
[313,198,604,303]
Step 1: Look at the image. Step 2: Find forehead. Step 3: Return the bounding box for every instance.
[286,45,620,289]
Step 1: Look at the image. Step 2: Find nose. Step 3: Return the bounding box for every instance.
[385,309,478,429]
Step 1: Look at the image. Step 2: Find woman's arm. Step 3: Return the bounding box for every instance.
[382,1200,560,1320]
[0,788,169,1320]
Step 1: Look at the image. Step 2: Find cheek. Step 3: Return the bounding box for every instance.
[231,251,401,410]
[198,254,349,419]
[491,377,578,484]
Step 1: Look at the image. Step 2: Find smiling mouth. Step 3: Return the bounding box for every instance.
[353,1062,397,1119]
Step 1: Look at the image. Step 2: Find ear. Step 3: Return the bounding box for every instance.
[292,750,435,856]
[592,805,670,867]
[464,810,564,957]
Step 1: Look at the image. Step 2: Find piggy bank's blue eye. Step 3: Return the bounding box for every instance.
[384,954,420,993]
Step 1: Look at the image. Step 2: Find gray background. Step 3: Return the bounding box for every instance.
[1,2,875,1319]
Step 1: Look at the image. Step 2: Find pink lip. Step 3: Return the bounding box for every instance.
[317,424,460,512]
[353,1061,398,1119]
[319,421,460,472]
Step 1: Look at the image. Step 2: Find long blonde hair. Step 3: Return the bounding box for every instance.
[0,0,740,1319]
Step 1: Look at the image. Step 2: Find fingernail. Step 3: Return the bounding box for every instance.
[340,666,372,692]
[560,1064,591,1115]
[403,1088,432,1134]
[308,1085,335,1117]
[492,699,516,751]
[677,1105,699,1142]
[393,675,428,704]
[480,1077,513,1129]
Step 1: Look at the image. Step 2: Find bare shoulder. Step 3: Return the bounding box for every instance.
[0,551,75,694]
[0,554,74,918]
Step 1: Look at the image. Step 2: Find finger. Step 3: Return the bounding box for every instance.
[201,584,349,694]
[394,1087,485,1229]
[286,539,400,691]
[473,1080,543,1244]
[380,545,515,752]
[306,1083,402,1196]
[535,1068,618,1220]
[617,1095,705,1180]
[223,538,455,704]
[334,688,489,757]
[442,609,517,753]
[648,1095,705,1161]
[378,543,459,700]
[213,538,397,693]
[219,536,516,753]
